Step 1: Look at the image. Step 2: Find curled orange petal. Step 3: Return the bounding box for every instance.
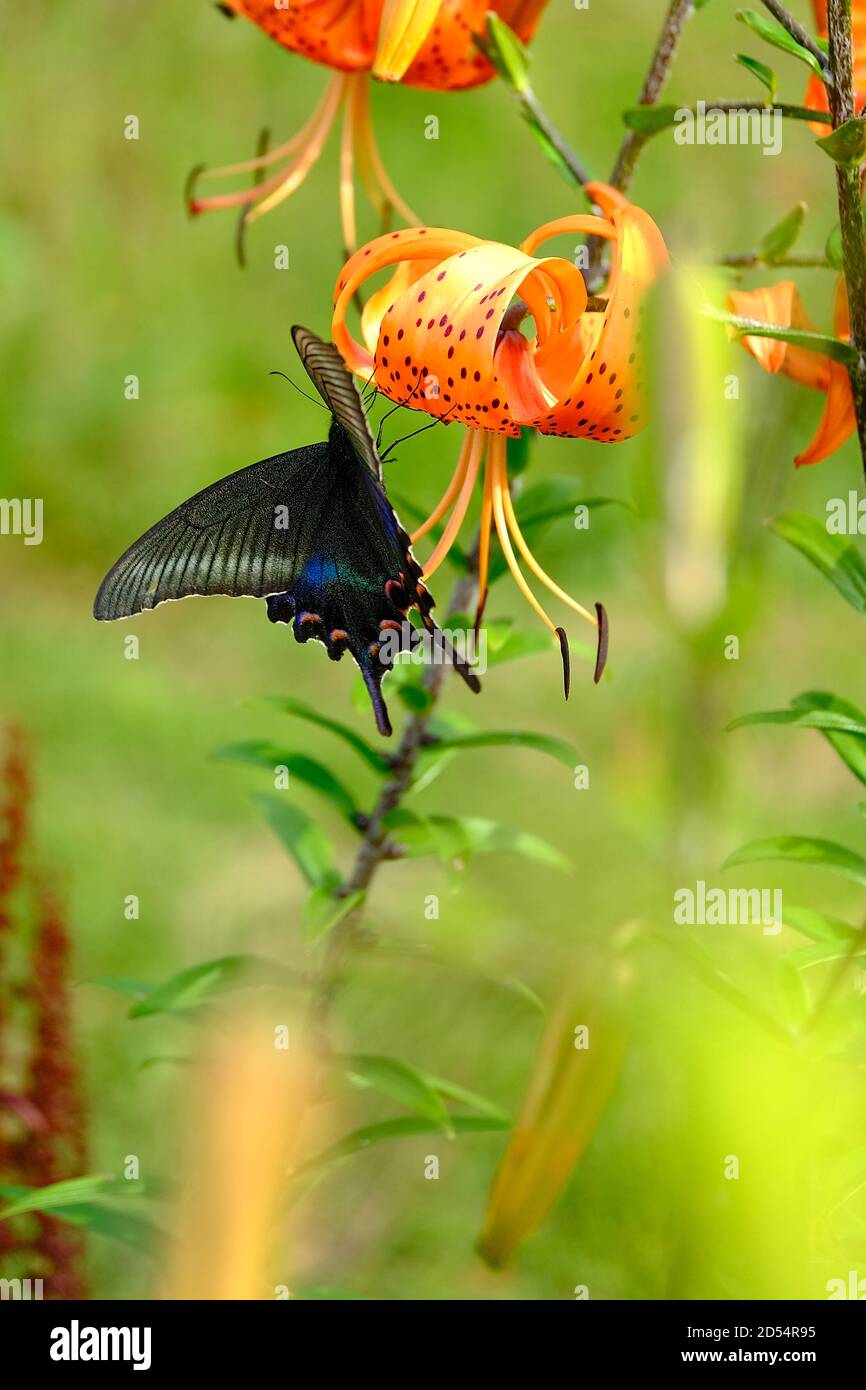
[726,282,831,392]
[520,181,669,442]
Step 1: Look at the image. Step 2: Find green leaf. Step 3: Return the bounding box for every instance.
[792,691,866,786]
[736,9,828,81]
[214,743,362,825]
[341,1055,454,1133]
[724,836,866,888]
[303,887,364,949]
[733,691,866,786]
[481,11,530,92]
[383,809,570,870]
[817,116,866,169]
[0,1174,148,1221]
[255,794,339,888]
[295,1114,508,1177]
[0,1176,159,1252]
[782,904,858,944]
[622,104,680,135]
[420,725,576,769]
[770,513,866,615]
[128,953,296,1019]
[261,697,390,773]
[422,1074,510,1123]
[42,1203,161,1253]
[706,307,858,366]
[758,202,806,262]
[735,53,778,100]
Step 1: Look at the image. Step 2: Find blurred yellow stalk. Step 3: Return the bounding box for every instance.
[477,946,634,1268]
[165,1008,311,1300]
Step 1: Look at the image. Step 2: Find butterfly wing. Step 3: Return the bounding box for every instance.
[292,324,382,481]
[94,432,479,736]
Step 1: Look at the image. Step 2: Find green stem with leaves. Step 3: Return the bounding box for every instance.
[312,560,479,1027]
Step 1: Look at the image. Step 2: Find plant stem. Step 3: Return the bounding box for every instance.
[827,0,866,478]
[312,560,479,1027]
[610,0,696,193]
[759,0,833,76]
[719,252,832,268]
[519,83,593,188]
[586,0,696,289]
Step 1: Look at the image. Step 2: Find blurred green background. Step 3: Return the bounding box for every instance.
[2,0,866,1300]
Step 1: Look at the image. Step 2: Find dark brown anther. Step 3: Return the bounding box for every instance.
[593,602,609,684]
[555,627,571,701]
[473,586,489,639]
[379,619,402,633]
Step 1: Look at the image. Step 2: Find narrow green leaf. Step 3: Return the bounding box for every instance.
[622,104,680,135]
[41,1203,161,1253]
[706,307,858,365]
[303,888,364,949]
[128,953,297,1019]
[261,697,390,773]
[383,809,570,870]
[783,904,858,944]
[295,1114,508,1177]
[759,202,806,262]
[724,835,866,888]
[728,706,866,737]
[0,1174,147,1222]
[732,691,866,788]
[817,116,866,169]
[735,9,828,80]
[735,53,778,99]
[420,727,576,768]
[214,743,362,824]
[770,513,866,615]
[341,1054,454,1133]
[255,794,339,888]
[422,1074,510,1123]
[792,691,866,786]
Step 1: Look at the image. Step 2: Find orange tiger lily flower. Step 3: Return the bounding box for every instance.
[804,0,866,132]
[726,280,855,466]
[332,183,668,686]
[190,1,548,252]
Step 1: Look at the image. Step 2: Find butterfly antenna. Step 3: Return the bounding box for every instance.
[375,378,425,451]
[379,401,460,462]
[269,370,330,412]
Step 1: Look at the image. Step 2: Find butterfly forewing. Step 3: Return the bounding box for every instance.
[291,324,382,481]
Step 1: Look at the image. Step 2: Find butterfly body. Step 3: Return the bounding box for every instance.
[94,328,479,736]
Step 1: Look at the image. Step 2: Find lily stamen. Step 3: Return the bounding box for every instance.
[420,431,484,579]
[411,430,474,543]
